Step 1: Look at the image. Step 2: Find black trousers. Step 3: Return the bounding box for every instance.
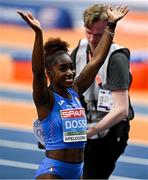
[83,120,130,179]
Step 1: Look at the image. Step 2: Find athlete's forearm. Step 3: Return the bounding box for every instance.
[32,30,45,76]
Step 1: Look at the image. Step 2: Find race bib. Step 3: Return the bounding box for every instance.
[97,89,113,112]
[33,120,45,146]
[60,108,87,142]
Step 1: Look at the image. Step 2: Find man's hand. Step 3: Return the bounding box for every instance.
[87,126,98,139]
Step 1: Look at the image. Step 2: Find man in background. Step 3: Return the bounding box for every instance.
[71,4,134,179]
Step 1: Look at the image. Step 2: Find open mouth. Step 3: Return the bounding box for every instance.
[65,78,73,83]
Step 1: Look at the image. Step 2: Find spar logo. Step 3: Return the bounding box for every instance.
[60,108,87,130]
[61,108,85,118]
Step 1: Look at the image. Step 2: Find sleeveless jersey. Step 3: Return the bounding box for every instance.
[39,88,87,150]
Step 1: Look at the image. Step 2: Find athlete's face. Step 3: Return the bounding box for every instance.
[85,20,107,52]
[47,54,75,89]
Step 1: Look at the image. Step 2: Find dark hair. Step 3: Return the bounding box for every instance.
[44,37,70,68]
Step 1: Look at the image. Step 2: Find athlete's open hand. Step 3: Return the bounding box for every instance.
[106,5,129,23]
[17,10,41,32]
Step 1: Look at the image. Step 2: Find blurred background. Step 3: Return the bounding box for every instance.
[0,0,148,179]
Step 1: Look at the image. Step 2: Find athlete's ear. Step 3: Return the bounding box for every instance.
[46,71,50,75]
[46,67,52,75]
[45,69,50,79]
[46,66,53,75]
[46,70,54,82]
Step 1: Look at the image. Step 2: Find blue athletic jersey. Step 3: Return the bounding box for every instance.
[40,88,87,150]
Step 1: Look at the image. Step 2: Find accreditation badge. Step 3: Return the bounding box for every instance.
[97,89,113,112]
[60,108,87,142]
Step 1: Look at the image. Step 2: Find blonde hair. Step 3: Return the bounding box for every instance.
[83,4,108,27]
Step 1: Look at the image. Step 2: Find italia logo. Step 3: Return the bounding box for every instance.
[61,108,85,119]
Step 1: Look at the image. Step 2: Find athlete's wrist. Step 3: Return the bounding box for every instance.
[107,21,116,29]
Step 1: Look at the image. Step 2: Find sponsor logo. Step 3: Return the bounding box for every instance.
[58,100,65,106]
[61,108,85,118]
[64,135,87,142]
